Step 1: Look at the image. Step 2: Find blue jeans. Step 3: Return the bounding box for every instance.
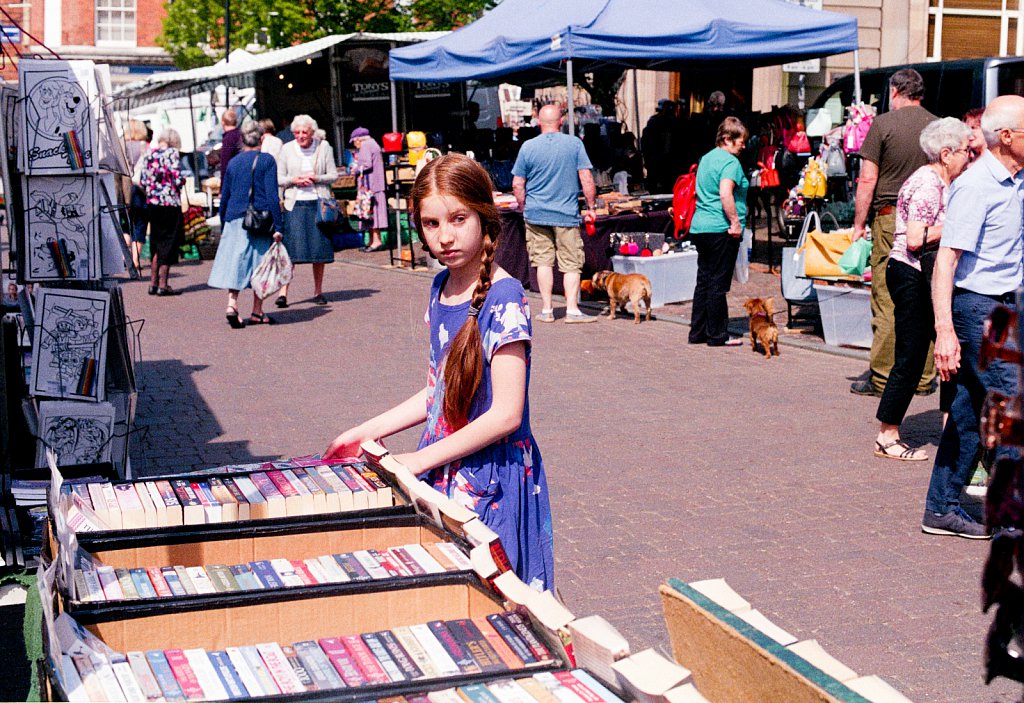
[924,289,1019,514]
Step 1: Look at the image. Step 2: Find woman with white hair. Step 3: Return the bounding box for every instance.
[275,114,338,308]
[139,128,186,296]
[873,117,973,461]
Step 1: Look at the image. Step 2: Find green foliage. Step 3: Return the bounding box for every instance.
[315,0,411,34]
[407,0,493,30]
[158,0,315,69]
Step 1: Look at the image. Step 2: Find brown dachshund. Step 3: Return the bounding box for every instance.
[592,270,652,324]
[743,297,780,358]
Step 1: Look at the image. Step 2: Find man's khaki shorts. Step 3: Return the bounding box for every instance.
[525,223,585,273]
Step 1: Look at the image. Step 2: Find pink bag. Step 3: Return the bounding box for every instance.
[787,130,811,154]
[844,103,875,154]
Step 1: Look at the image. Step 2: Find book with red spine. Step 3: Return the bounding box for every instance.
[341,634,391,684]
[146,567,173,598]
[318,637,368,686]
[289,559,317,586]
[255,642,307,694]
[446,618,507,673]
[371,548,410,577]
[428,620,482,674]
[361,631,406,682]
[248,472,287,518]
[168,480,204,525]
[163,648,205,700]
[154,480,184,526]
[554,671,608,703]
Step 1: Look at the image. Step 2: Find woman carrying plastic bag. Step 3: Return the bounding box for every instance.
[251,242,294,305]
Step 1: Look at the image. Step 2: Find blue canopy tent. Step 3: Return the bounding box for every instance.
[390,0,861,133]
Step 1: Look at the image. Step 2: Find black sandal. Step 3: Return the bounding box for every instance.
[226,309,244,329]
[248,313,273,325]
[874,439,928,461]
[275,295,288,308]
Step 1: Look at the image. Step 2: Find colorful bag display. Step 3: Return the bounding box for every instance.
[182,204,211,245]
[671,165,698,239]
[844,103,875,154]
[837,236,872,276]
[797,223,855,278]
[251,241,294,300]
[801,161,827,199]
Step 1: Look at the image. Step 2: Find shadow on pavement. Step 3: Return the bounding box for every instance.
[130,359,277,477]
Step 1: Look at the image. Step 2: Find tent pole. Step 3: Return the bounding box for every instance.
[187,85,197,153]
[853,49,862,104]
[566,58,575,136]
[632,68,640,134]
[390,80,398,133]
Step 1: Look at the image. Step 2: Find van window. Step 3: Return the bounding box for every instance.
[932,67,976,118]
[997,62,1024,97]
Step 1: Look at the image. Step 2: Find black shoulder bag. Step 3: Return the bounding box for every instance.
[242,154,275,238]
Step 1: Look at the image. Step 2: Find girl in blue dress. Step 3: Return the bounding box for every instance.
[326,154,554,591]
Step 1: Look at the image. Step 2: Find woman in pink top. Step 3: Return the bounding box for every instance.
[873,117,972,461]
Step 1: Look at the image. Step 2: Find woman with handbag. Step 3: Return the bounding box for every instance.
[687,116,749,347]
[208,121,282,328]
[873,117,972,461]
[350,127,388,253]
[139,128,186,296]
[275,114,338,308]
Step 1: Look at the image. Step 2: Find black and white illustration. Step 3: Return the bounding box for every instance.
[30,288,109,401]
[35,400,115,468]
[18,59,98,174]
[23,175,100,281]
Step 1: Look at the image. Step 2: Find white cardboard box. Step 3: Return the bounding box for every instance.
[611,250,698,308]
[813,283,871,348]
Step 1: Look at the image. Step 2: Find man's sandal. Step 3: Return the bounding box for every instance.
[874,439,928,462]
[248,313,273,325]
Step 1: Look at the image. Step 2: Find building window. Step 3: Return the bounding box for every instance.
[96,0,137,46]
[928,0,1022,59]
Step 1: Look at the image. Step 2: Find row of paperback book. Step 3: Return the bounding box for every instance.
[57,611,560,701]
[61,462,394,531]
[73,541,473,602]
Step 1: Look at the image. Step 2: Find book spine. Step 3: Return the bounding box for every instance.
[372,548,409,577]
[447,618,506,673]
[330,464,370,508]
[98,483,123,530]
[142,482,167,527]
[163,648,205,701]
[303,557,332,585]
[357,466,393,506]
[280,650,315,691]
[334,553,372,581]
[403,543,447,574]
[169,480,203,525]
[208,478,239,522]
[389,546,426,575]
[269,558,305,587]
[317,637,367,686]
[225,647,265,698]
[116,567,140,599]
[249,472,283,500]
[112,660,147,702]
[341,634,391,684]
[408,623,462,676]
[266,470,299,498]
[206,564,240,592]
[173,566,198,595]
[208,650,250,699]
[316,554,350,583]
[126,650,165,702]
[487,679,540,703]
[437,542,474,571]
[289,559,317,586]
[92,657,128,702]
[129,567,158,599]
[229,563,262,590]
[159,566,186,597]
[96,566,124,600]
[293,640,344,690]
[428,620,482,674]
[316,466,354,509]
[71,654,106,702]
[292,468,329,512]
[304,467,341,511]
[554,671,611,703]
[352,549,391,579]
[221,478,251,521]
[191,481,222,523]
[376,629,424,680]
[458,683,504,703]
[184,566,216,594]
[183,648,229,701]
[133,482,158,528]
[360,631,406,681]
[485,613,537,665]
[232,476,268,519]
[250,560,285,589]
[474,616,525,670]
[255,642,306,694]
[239,645,281,695]
[78,567,104,602]
[392,626,439,678]
[503,612,553,662]
[146,567,172,598]
[154,480,184,526]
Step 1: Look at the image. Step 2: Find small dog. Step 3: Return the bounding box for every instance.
[743,297,780,358]
[591,270,652,324]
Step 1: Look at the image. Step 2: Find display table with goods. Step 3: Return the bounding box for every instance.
[33,439,917,702]
[495,208,673,296]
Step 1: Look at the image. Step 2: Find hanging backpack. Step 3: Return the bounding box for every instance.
[671,165,698,239]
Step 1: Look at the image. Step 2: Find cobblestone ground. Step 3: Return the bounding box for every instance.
[126,252,1019,703]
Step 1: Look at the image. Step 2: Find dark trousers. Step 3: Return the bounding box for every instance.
[688,231,740,345]
[876,259,933,425]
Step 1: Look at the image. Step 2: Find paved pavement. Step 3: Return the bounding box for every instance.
[126,253,1017,702]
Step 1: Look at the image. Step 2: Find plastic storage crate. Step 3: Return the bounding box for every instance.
[813,283,871,348]
[611,250,698,307]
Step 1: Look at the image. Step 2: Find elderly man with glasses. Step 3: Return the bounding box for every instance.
[921,95,1024,539]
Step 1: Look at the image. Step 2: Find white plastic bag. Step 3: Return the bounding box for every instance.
[733,228,753,284]
[251,242,293,300]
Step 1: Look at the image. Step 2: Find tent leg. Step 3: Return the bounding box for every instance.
[187,86,197,153]
[632,68,640,135]
[390,80,398,133]
[566,58,575,136]
[853,49,861,104]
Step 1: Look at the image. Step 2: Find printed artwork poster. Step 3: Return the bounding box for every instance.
[19,59,99,174]
[30,287,110,402]
[22,175,100,282]
[35,400,115,469]
[0,87,20,255]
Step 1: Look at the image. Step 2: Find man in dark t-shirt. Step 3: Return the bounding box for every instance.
[218,109,241,182]
[851,69,938,396]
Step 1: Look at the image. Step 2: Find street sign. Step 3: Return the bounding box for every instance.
[0,25,21,44]
[782,0,823,74]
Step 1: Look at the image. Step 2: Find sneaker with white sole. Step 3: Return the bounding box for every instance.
[921,507,991,539]
[564,311,597,324]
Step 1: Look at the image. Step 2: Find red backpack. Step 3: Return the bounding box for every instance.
[672,165,698,239]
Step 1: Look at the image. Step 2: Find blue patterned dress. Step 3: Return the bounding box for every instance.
[418,271,555,591]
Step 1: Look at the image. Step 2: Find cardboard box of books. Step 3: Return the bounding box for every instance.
[43,576,572,702]
[60,512,477,616]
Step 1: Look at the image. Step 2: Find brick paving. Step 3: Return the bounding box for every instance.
[126,251,1018,702]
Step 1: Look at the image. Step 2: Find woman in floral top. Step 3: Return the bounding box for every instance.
[326,154,554,591]
[873,118,972,461]
[139,128,186,296]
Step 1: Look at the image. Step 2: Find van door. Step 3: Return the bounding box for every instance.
[996,61,1024,100]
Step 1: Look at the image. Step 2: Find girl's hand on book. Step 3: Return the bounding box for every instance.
[324,428,371,461]
[393,452,428,476]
